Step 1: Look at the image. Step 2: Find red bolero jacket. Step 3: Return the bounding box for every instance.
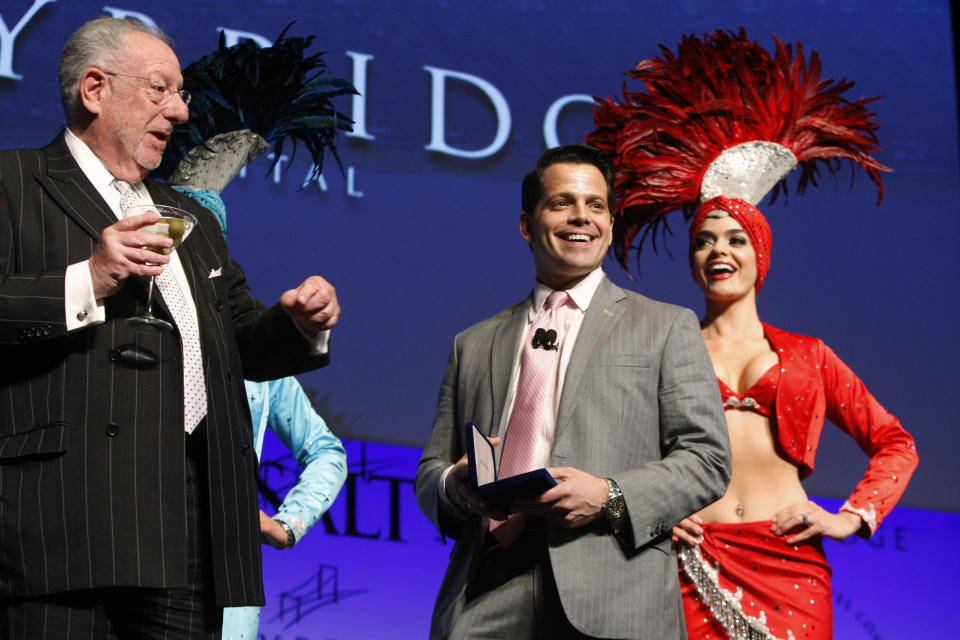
[763,323,918,535]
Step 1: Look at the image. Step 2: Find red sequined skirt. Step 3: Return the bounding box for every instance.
[678,521,832,640]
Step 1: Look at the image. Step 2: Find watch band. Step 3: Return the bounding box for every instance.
[275,519,295,549]
[602,478,626,523]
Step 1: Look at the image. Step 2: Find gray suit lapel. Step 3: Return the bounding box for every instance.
[555,277,626,444]
[489,298,529,439]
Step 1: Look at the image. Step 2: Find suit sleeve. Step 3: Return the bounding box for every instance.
[0,160,70,344]
[613,308,731,550]
[415,333,470,539]
[820,343,918,535]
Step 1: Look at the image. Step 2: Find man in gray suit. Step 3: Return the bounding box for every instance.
[0,18,338,638]
[415,144,731,639]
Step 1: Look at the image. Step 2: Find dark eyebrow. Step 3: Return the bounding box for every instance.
[547,191,608,203]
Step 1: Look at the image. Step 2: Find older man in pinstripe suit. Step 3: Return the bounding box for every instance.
[416,145,731,639]
[0,18,338,638]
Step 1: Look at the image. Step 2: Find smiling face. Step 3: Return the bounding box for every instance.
[519,162,613,290]
[82,30,188,182]
[690,213,758,301]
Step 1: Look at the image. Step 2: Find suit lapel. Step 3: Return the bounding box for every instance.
[489,299,529,439]
[37,135,155,304]
[38,134,117,240]
[555,277,626,436]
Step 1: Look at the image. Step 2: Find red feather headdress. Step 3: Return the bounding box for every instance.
[586,27,890,272]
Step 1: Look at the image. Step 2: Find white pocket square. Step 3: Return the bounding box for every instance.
[208,268,222,278]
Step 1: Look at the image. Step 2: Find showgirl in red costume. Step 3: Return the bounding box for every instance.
[587,29,918,640]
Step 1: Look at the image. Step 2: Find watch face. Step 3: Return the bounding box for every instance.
[605,497,625,519]
[604,480,625,519]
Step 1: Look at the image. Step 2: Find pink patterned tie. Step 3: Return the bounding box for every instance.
[490,290,568,546]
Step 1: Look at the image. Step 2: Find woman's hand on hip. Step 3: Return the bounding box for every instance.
[672,515,705,546]
[771,500,863,543]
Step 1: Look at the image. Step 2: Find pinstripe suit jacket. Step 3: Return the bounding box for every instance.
[0,134,327,607]
[415,276,731,639]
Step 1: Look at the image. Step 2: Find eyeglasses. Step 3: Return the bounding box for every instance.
[101,69,191,106]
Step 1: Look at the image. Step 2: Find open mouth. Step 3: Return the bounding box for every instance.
[559,232,593,243]
[707,262,736,277]
[149,130,170,146]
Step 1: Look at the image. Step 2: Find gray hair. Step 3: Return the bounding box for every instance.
[58,17,171,120]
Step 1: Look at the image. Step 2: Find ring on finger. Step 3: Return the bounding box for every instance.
[802,513,810,526]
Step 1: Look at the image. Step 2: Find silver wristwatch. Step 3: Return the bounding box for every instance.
[275,519,295,549]
[601,478,625,522]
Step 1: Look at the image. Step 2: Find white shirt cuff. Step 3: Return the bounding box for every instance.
[293,323,330,356]
[65,261,105,331]
[437,464,468,518]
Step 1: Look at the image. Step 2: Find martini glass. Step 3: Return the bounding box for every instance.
[121,203,197,331]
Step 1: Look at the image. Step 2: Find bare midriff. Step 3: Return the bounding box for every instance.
[696,408,807,523]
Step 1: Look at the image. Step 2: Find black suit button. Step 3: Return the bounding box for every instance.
[226,371,234,382]
[106,423,120,437]
[214,299,224,311]
[109,349,121,362]
[42,325,52,336]
[241,443,250,456]
[18,329,27,341]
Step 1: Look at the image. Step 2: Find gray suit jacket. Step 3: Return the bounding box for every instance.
[0,135,327,606]
[415,276,730,639]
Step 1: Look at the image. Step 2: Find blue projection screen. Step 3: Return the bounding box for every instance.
[1,0,957,637]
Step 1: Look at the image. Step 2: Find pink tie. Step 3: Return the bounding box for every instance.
[490,290,568,546]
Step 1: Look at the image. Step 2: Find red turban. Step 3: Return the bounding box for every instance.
[689,196,772,292]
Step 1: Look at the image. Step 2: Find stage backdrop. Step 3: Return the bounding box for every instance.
[1,1,956,638]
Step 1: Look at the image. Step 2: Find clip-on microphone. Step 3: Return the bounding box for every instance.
[532,328,558,351]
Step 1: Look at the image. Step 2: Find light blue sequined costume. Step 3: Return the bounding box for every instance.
[247,376,347,542]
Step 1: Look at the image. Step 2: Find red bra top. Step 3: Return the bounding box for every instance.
[717,363,780,417]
